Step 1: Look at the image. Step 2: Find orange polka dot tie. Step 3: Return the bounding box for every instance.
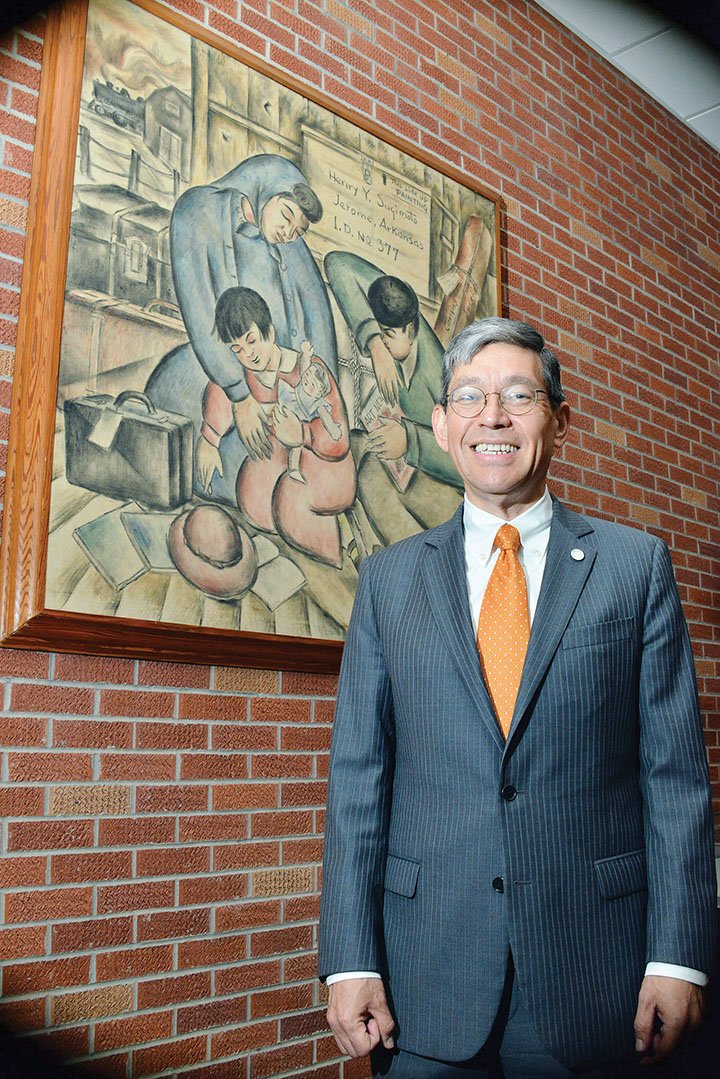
[476,524,530,738]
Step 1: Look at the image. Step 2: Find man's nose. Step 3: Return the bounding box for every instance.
[480,392,511,425]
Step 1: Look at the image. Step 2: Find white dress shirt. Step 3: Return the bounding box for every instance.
[327,490,706,987]
[464,487,553,629]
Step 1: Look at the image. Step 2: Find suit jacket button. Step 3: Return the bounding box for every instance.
[492,876,504,893]
[501,784,517,801]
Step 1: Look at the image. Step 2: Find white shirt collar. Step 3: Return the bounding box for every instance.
[463,488,553,565]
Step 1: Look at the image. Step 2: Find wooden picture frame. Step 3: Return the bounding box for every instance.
[0,0,503,671]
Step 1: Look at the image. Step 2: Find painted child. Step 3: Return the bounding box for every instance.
[196,286,355,567]
[277,339,343,483]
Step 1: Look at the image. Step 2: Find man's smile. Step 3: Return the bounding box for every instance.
[472,443,519,455]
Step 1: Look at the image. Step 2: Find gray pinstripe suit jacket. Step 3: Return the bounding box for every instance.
[318,497,717,1067]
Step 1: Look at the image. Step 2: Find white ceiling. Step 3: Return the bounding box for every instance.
[533,0,720,154]
[2,2,719,154]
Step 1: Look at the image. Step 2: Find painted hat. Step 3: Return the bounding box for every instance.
[168,504,258,600]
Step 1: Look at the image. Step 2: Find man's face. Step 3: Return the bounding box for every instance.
[230,322,276,370]
[260,196,310,244]
[431,343,570,518]
[379,323,415,362]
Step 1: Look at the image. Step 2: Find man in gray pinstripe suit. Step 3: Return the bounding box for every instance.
[318,318,716,1077]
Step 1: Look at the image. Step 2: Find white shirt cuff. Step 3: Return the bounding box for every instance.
[328,964,708,987]
[645,962,708,986]
[326,970,382,985]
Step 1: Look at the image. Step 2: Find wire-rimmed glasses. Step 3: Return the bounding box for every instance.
[445,384,548,418]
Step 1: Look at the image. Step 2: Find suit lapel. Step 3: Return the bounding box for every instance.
[508,500,596,744]
[420,507,505,750]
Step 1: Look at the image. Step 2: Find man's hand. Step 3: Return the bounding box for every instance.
[326,977,395,1058]
[232,396,272,460]
[368,336,400,407]
[634,975,704,1065]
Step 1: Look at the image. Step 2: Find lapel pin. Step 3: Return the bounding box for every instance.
[571,548,585,561]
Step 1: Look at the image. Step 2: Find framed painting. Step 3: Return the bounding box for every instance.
[0,0,502,671]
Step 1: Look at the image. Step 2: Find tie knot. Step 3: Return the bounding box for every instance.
[494,523,521,552]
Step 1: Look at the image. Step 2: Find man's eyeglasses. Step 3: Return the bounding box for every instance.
[445,384,548,418]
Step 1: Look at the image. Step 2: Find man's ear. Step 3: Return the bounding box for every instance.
[553,401,571,450]
[431,403,449,451]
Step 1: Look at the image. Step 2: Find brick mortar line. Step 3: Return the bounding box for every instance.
[0,827,321,840]
[6,952,320,979]
[3,827,323,841]
[0,680,336,698]
[0,158,33,179]
[2,811,323,820]
[0,905,323,920]
[2,837,323,853]
[0,871,321,889]
[0,779,325,786]
[36,789,324,794]
[0,875,321,896]
[0,57,41,73]
[8,969,319,996]
[60,872,310,886]
[0,721,334,728]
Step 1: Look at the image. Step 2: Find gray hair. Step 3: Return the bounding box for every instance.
[439,317,566,410]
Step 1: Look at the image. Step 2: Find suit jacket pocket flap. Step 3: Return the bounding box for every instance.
[593,849,646,899]
[562,616,635,650]
[384,854,420,898]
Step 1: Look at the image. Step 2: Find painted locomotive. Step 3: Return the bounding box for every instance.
[88,79,145,133]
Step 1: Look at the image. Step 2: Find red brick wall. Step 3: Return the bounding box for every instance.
[1,1,718,1076]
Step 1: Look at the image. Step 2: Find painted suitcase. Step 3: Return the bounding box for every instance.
[64,390,193,510]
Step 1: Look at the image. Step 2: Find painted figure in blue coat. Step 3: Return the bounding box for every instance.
[319,318,716,1077]
[145,154,337,504]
